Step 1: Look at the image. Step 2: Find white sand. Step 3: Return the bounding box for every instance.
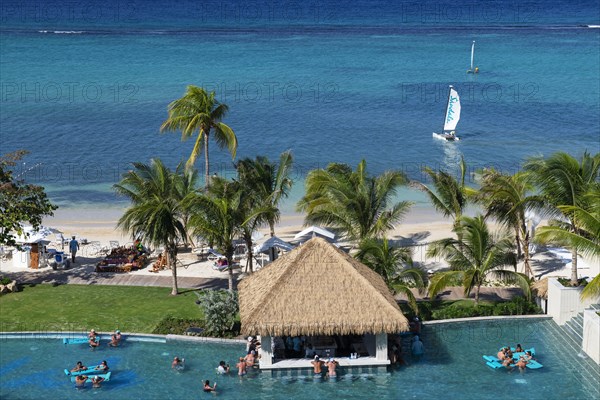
[0,206,597,282]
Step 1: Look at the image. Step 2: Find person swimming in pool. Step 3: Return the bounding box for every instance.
[326,358,338,378]
[203,380,217,392]
[71,361,87,372]
[109,330,121,347]
[75,375,87,388]
[95,360,109,372]
[236,357,247,376]
[311,355,324,376]
[515,344,524,353]
[172,356,185,370]
[91,375,104,388]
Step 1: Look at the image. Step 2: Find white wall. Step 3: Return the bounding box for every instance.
[259,335,273,366]
[547,278,595,325]
[582,310,600,365]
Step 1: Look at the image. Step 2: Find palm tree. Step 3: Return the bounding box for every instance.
[524,151,600,285]
[477,169,538,279]
[188,179,244,291]
[113,159,190,295]
[413,157,473,242]
[235,151,294,237]
[355,237,426,314]
[427,215,530,304]
[535,189,600,300]
[297,160,412,244]
[160,85,237,185]
[175,162,200,248]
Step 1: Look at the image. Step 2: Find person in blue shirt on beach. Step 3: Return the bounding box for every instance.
[69,236,79,263]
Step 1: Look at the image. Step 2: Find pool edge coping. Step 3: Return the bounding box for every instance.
[424,314,552,325]
[0,331,246,344]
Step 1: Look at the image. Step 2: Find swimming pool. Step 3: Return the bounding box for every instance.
[1,318,598,400]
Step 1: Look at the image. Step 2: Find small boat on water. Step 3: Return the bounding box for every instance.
[69,371,111,383]
[466,40,479,74]
[433,85,461,141]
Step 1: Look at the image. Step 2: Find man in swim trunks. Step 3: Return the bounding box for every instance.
[502,356,515,370]
[515,356,528,373]
[71,361,87,372]
[217,360,230,374]
[203,380,217,392]
[109,330,121,347]
[91,376,104,388]
[172,357,185,370]
[236,357,247,376]
[311,355,324,376]
[75,375,87,388]
[326,358,338,377]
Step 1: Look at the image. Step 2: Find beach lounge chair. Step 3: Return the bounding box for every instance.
[207,249,223,262]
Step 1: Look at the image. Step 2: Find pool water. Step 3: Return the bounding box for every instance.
[1,319,599,400]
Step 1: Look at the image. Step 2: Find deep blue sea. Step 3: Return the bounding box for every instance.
[1,0,599,210]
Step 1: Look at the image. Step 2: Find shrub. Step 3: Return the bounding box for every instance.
[557,277,588,287]
[197,290,239,337]
[0,277,12,285]
[492,297,542,316]
[152,316,205,335]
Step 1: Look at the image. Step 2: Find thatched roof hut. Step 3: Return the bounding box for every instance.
[532,277,548,299]
[239,237,409,337]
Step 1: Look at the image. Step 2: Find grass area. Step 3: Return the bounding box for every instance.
[0,284,203,333]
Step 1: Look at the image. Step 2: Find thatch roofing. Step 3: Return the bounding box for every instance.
[532,277,548,299]
[239,237,409,337]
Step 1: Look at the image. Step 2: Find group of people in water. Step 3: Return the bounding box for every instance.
[70,360,110,388]
[497,344,534,373]
[169,336,261,393]
[87,328,122,349]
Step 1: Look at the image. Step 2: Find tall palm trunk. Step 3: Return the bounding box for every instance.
[244,238,254,274]
[204,132,210,187]
[474,284,481,304]
[570,249,578,286]
[168,245,179,295]
[520,219,535,280]
[269,221,275,237]
[514,227,522,260]
[226,255,235,292]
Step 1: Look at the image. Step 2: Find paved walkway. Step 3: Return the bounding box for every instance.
[1,264,229,290]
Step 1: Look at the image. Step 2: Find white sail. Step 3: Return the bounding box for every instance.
[443,87,461,131]
[470,41,475,70]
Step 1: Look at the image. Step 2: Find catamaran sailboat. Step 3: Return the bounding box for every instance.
[433,85,461,141]
[466,41,479,74]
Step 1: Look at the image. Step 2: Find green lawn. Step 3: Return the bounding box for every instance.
[0,284,203,333]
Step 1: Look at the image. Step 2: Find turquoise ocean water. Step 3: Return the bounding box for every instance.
[1,0,599,211]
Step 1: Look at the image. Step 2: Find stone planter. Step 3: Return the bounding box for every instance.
[547,277,594,325]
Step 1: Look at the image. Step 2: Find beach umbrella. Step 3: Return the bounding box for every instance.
[254,236,294,254]
[254,236,294,262]
[293,226,335,242]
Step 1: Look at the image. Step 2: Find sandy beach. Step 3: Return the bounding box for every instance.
[1,204,597,287]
